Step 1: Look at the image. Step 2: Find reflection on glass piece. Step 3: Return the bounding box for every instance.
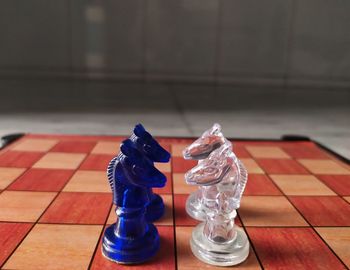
[102,137,167,264]
[183,123,228,160]
[185,143,233,186]
[183,123,249,266]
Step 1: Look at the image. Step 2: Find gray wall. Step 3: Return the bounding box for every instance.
[0,0,349,88]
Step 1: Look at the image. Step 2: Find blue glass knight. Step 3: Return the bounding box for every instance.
[130,124,170,222]
[102,135,170,264]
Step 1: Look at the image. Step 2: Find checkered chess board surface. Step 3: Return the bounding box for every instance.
[0,134,349,270]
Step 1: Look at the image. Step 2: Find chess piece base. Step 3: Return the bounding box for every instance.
[186,192,206,221]
[190,223,249,266]
[146,193,164,222]
[102,222,159,264]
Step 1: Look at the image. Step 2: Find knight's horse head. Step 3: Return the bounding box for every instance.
[131,124,170,163]
[183,123,228,160]
[115,139,166,188]
[185,143,238,186]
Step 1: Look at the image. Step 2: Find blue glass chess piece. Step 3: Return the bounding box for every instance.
[130,124,171,222]
[102,139,167,264]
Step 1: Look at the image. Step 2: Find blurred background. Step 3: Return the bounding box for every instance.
[0,0,349,157]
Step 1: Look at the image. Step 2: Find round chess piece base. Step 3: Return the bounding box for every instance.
[146,193,164,222]
[190,223,249,266]
[186,192,206,221]
[102,223,160,264]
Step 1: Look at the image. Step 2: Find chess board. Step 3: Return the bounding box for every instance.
[0,134,349,270]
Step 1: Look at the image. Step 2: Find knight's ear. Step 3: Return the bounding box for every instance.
[134,124,146,137]
[210,123,221,135]
[120,139,138,157]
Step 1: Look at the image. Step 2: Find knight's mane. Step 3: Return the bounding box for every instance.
[106,152,125,195]
[130,133,138,142]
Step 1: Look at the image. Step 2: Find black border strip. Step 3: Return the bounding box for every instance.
[0,133,25,149]
[313,141,349,164]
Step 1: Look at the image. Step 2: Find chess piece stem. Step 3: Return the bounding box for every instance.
[186,187,205,220]
[114,204,147,239]
[103,188,160,264]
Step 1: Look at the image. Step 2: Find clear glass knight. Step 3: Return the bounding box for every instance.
[183,124,249,266]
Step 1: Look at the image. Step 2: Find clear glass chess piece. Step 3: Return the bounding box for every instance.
[185,142,249,266]
[183,123,231,221]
